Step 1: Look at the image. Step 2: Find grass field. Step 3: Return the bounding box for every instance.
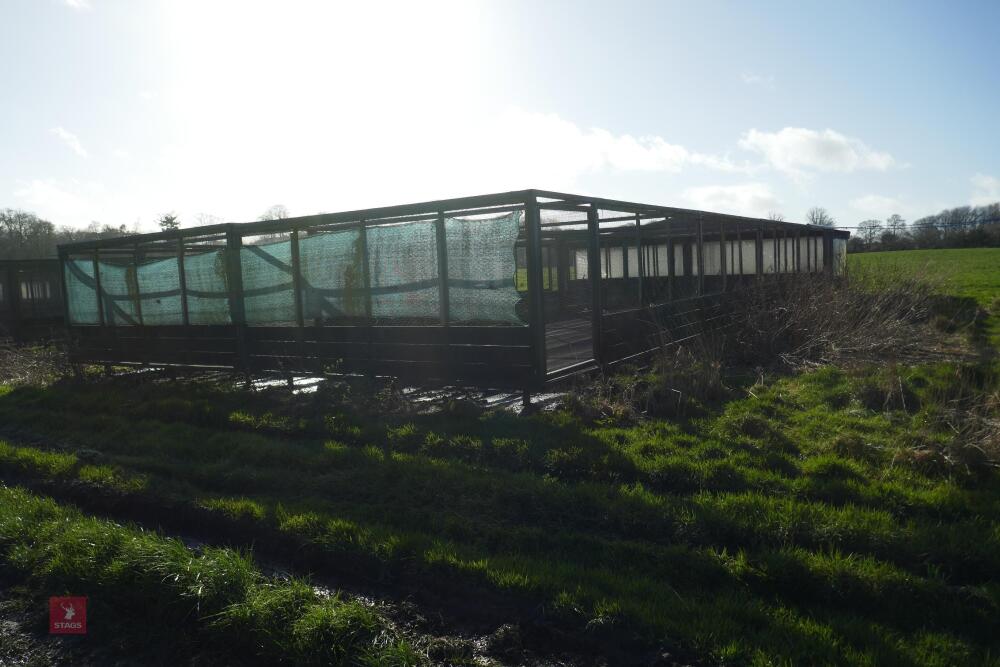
[851,247,1000,344]
[0,247,998,665]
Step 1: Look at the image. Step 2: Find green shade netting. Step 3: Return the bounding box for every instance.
[98,263,140,325]
[137,256,182,325]
[183,250,230,324]
[64,260,99,325]
[445,212,522,323]
[62,211,524,327]
[299,228,366,322]
[366,220,440,320]
[241,241,295,325]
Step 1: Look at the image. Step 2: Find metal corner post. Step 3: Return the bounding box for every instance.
[57,249,72,330]
[587,204,602,364]
[435,212,449,326]
[176,236,189,326]
[224,226,249,371]
[524,194,546,389]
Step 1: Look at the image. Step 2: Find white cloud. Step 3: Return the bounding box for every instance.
[970,173,1000,206]
[64,0,92,10]
[739,127,895,179]
[741,73,775,90]
[487,108,754,179]
[138,90,155,101]
[850,194,907,219]
[682,183,781,218]
[49,126,88,157]
[112,148,130,160]
[14,179,113,225]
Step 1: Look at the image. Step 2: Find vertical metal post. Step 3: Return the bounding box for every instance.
[736,223,744,278]
[696,215,704,295]
[93,249,106,326]
[132,244,144,326]
[524,194,546,385]
[57,250,72,328]
[795,231,801,273]
[665,224,674,302]
[359,220,372,321]
[435,212,449,325]
[634,213,644,306]
[783,229,789,274]
[586,204,602,363]
[755,225,764,278]
[224,226,248,371]
[719,221,727,292]
[177,237,189,326]
[823,229,834,276]
[290,228,304,327]
[358,220,373,376]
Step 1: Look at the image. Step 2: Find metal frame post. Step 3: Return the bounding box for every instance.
[719,221,727,292]
[435,212,449,325]
[132,244,144,326]
[696,215,705,295]
[634,213,644,306]
[291,228,304,327]
[586,204,602,363]
[94,249,106,326]
[224,226,248,370]
[524,194,546,387]
[177,237,189,326]
[755,225,764,278]
[666,228,675,301]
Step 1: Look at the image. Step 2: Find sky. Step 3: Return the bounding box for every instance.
[1,0,998,232]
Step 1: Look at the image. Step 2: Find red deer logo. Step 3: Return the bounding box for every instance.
[49,597,87,634]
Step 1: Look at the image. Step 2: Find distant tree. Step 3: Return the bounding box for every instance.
[807,207,836,227]
[158,213,180,231]
[885,214,907,238]
[258,205,289,221]
[766,211,785,222]
[195,213,224,228]
[857,219,882,248]
[0,209,56,258]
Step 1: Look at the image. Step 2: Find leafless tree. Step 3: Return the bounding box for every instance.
[885,213,907,238]
[857,219,883,248]
[258,205,290,221]
[807,207,836,227]
[767,211,785,221]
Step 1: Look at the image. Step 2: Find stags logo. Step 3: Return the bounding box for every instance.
[49,597,87,634]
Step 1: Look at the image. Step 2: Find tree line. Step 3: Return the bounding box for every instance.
[0,209,131,260]
[847,202,1000,253]
[0,205,291,260]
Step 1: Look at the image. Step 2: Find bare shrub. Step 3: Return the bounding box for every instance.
[563,334,728,423]
[729,266,958,368]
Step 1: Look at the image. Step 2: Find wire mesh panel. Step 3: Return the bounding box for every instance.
[136,252,183,325]
[367,220,439,322]
[98,261,140,325]
[446,211,523,324]
[183,248,230,325]
[64,257,99,325]
[241,235,296,325]
[300,227,365,324]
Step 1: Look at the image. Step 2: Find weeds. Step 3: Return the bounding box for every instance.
[0,485,422,665]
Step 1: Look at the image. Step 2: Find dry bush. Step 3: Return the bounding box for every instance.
[728,266,962,368]
[563,334,729,423]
